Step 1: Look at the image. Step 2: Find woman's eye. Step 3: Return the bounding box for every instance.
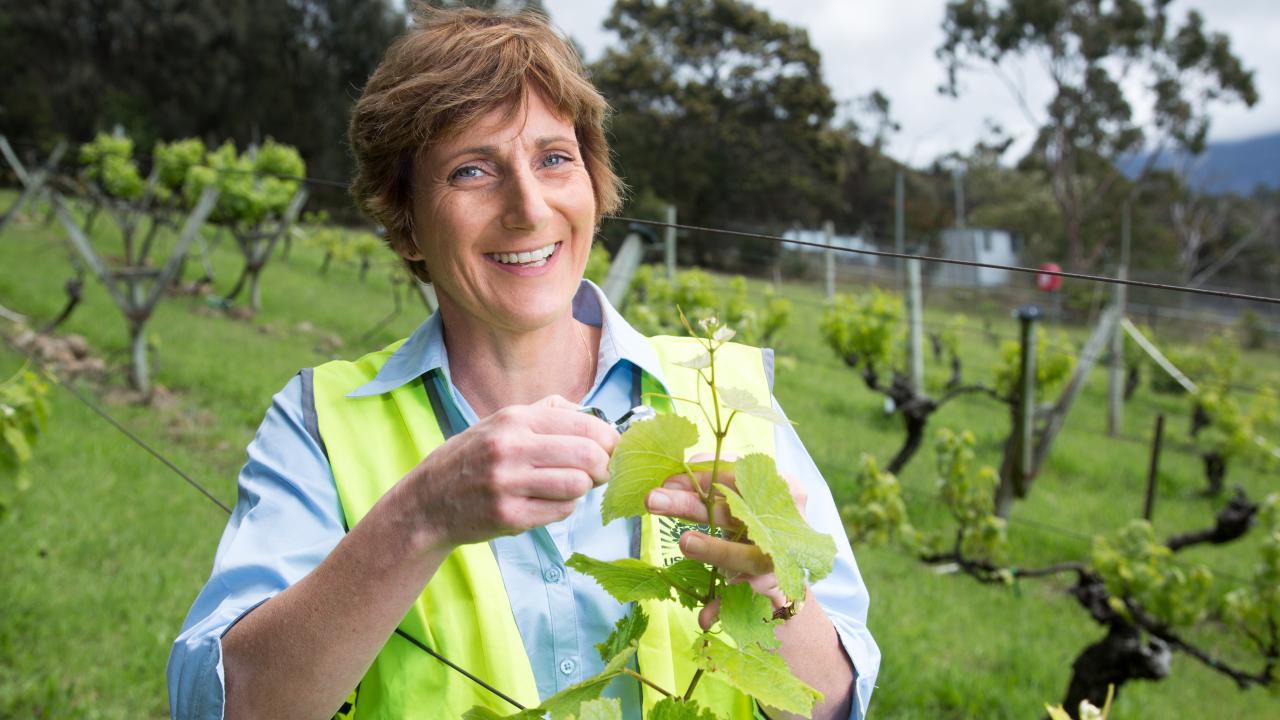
[542,153,572,168]
[451,165,484,180]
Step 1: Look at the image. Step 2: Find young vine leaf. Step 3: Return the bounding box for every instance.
[716,453,836,600]
[694,634,821,715]
[649,697,719,720]
[566,556,677,603]
[673,351,711,370]
[662,559,715,609]
[571,697,623,720]
[601,413,698,523]
[717,386,788,426]
[463,645,637,720]
[717,582,781,650]
[595,606,649,663]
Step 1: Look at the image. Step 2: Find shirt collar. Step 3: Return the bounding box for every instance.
[347,279,669,398]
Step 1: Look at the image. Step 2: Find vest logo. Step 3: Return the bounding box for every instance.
[657,516,724,567]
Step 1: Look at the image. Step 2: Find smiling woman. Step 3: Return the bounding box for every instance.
[166,7,877,720]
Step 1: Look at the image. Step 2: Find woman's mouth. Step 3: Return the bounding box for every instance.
[485,241,560,268]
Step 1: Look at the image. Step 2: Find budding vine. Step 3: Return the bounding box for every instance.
[466,314,836,720]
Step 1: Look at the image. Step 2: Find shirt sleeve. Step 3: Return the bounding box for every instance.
[166,373,346,719]
[773,397,881,720]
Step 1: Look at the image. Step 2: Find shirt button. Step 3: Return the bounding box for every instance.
[559,657,577,675]
[544,566,564,583]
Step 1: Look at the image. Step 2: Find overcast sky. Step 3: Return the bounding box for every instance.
[544,0,1280,167]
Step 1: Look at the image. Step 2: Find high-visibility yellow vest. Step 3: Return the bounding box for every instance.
[312,335,775,718]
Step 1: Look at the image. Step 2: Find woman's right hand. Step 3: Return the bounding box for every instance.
[396,395,619,552]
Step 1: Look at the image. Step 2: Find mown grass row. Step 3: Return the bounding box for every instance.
[1,196,1276,718]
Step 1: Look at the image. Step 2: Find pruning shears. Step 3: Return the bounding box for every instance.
[580,404,656,434]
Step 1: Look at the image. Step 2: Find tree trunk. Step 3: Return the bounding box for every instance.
[1167,488,1257,551]
[886,406,929,475]
[249,268,263,312]
[39,277,84,334]
[320,251,332,275]
[224,265,249,302]
[994,406,1021,519]
[1124,365,1140,401]
[1060,623,1170,717]
[128,320,150,397]
[1202,452,1226,497]
[1190,403,1210,437]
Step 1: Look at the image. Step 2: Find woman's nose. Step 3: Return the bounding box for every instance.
[501,165,553,231]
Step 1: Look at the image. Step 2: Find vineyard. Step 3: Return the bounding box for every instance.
[2,146,1279,717]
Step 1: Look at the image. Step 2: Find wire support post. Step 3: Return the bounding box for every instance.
[1143,415,1165,521]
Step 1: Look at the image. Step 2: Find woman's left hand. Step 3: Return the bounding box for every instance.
[644,453,808,630]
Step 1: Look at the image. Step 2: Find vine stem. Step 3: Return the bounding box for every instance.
[683,663,706,702]
[624,669,674,698]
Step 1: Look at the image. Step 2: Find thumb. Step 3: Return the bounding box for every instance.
[534,394,581,411]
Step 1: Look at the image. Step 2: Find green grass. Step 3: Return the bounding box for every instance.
[1,195,1277,718]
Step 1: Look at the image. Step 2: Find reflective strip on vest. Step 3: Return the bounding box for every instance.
[312,335,773,718]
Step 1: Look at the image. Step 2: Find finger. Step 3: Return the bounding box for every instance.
[679,531,773,577]
[698,597,721,631]
[524,436,612,484]
[646,488,735,527]
[533,394,579,410]
[513,468,594,501]
[503,497,578,531]
[523,406,619,454]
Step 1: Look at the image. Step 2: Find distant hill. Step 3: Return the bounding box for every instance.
[1120,131,1280,196]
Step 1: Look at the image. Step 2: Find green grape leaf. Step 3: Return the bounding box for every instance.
[716,454,836,600]
[662,559,714,608]
[694,635,821,715]
[649,697,721,720]
[567,555,672,603]
[673,351,711,369]
[718,582,781,650]
[718,387,787,426]
[3,425,32,463]
[596,606,649,663]
[569,697,623,720]
[465,647,636,720]
[602,413,698,523]
[541,645,636,718]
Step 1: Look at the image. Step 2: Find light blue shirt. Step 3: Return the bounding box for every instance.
[168,281,879,719]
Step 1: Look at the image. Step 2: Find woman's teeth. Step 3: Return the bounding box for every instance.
[489,242,558,266]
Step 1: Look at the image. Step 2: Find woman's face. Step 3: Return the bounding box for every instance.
[407,90,597,335]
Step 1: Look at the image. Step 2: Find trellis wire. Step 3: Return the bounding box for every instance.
[8,136,1280,308]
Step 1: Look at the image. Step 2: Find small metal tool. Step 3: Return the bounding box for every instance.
[580,404,656,434]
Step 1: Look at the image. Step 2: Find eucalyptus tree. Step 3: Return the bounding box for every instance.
[938,0,1258,271]
[592,0,842,266]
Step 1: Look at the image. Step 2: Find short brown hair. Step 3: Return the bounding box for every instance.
[348,6,622,282]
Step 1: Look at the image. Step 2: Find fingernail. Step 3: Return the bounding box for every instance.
[683,534,704,554]
[647,490,669,512]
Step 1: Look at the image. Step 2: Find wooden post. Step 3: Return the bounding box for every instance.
[824,220,835,300]
[1143,414,1165,521]
[1033,306,1119,473]
[995,304,1040,518]
[1109,203,1130,436]
[603,231,645,307]
[907,258,925,394]
[894,169,905,284]
[664,204,677,281]
[1017,305,1039,480]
